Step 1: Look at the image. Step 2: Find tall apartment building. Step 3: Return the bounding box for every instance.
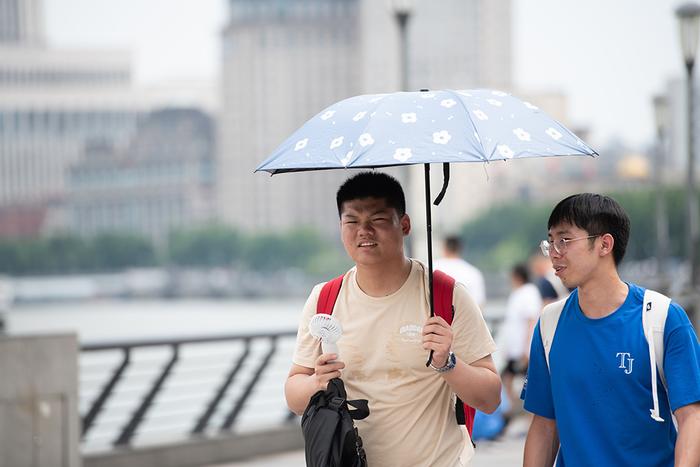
[218,0,513,239]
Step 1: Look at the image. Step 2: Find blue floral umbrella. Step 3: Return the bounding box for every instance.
[255,88,597,365]
[256,89,596,173]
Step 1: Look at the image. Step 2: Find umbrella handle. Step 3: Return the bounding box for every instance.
[426,163,450,367]
[433,163,450,206]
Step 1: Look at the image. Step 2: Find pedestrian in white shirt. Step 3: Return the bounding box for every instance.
[500,263,542,413]
[435,236,486,307]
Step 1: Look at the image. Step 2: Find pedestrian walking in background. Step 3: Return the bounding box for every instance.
[435,236,486,308]
[500,263,541,416]
[522,193,700,466]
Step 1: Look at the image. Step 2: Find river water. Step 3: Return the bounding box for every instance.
[4,298,306,342]
[4,297,505,342]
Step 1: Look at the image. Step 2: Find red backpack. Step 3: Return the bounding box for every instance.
[316,269,477,437]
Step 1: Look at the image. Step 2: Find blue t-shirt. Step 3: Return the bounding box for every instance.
[521,283,700,467]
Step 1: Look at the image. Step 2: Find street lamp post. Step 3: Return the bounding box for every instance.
[392,1,424,260]
[392,0,413,92]
[653,95,670,294]
[676,3,700,321]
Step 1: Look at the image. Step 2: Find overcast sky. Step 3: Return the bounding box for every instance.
[44,0,684,149]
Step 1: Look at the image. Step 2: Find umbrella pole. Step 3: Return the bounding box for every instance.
[424,163,436,367]
[424,163,434,317]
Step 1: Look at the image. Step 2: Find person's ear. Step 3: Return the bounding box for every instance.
[599,233,614,258]
[400,214,411,235]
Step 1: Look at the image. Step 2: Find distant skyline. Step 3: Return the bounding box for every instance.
[45,0,684,149]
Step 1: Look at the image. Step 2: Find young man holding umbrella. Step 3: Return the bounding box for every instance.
[522,193,700,466]
[285,171,501,466]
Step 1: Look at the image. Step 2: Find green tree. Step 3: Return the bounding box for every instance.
[91,233,157,270]
[460,201,550,270]
[168,225,242,267]
[0,238,32,274]
[458,186,698,271]
[242,228,322,271]
[44,234,92,273]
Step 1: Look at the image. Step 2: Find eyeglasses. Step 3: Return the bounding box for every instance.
[540,235,600,257]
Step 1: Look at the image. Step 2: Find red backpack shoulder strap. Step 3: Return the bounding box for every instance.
[432,269,476,438]
[316,275,345,315]
[432,269,455,323]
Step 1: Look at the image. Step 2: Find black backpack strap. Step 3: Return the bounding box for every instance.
[347,399,370,420]
[328,378,369,420]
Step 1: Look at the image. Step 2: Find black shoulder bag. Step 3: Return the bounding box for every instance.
[301,378,370,467]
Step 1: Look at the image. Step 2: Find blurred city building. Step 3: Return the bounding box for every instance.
[0,0,217,238]
[0,0,141,236]
[0,0,44,45]
[218,0,513,237]
[65,108,216,244]
[486,91,597,186]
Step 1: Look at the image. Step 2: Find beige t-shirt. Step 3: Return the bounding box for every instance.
[293,260,497,467]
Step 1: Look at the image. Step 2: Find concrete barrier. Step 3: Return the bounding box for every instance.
[0,333,81,467]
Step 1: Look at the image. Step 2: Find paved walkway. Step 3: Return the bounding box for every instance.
[210,416,528,467]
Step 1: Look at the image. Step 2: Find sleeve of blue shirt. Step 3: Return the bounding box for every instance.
[521,321,556,419]
[663,303,700,412]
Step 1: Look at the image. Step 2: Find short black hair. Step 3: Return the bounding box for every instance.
[548,193,630,265]
[444,236,462,253]
[512,263,530,283]
[336,171,406,217]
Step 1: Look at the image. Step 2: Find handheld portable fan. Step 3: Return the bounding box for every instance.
[308,314,343,356]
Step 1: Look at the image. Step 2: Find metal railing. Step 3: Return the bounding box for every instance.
[80,331,297,450]
[79,316,503,453]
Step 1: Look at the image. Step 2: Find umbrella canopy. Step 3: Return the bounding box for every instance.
[256,89,597,174]
[255,88,597,366]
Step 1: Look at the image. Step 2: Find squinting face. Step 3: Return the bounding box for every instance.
[547,222,600,289]
[340,197,410,267]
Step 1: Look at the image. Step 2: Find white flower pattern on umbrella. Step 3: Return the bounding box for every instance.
[546,128,562,140]
[513,128,531,141]
[433,130,452,145]
[473,109,489,121]
[401,113,417,123]
[393,148,413,162]
[257,89,596,176]
[497,144,515,159]
[353,111,367,122]
[358,133,374,147]
[440,99,457,108]
[294,138,309,151]
[330,136,344,149]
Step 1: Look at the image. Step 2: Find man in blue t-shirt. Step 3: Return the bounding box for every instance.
[521,193,700,467]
